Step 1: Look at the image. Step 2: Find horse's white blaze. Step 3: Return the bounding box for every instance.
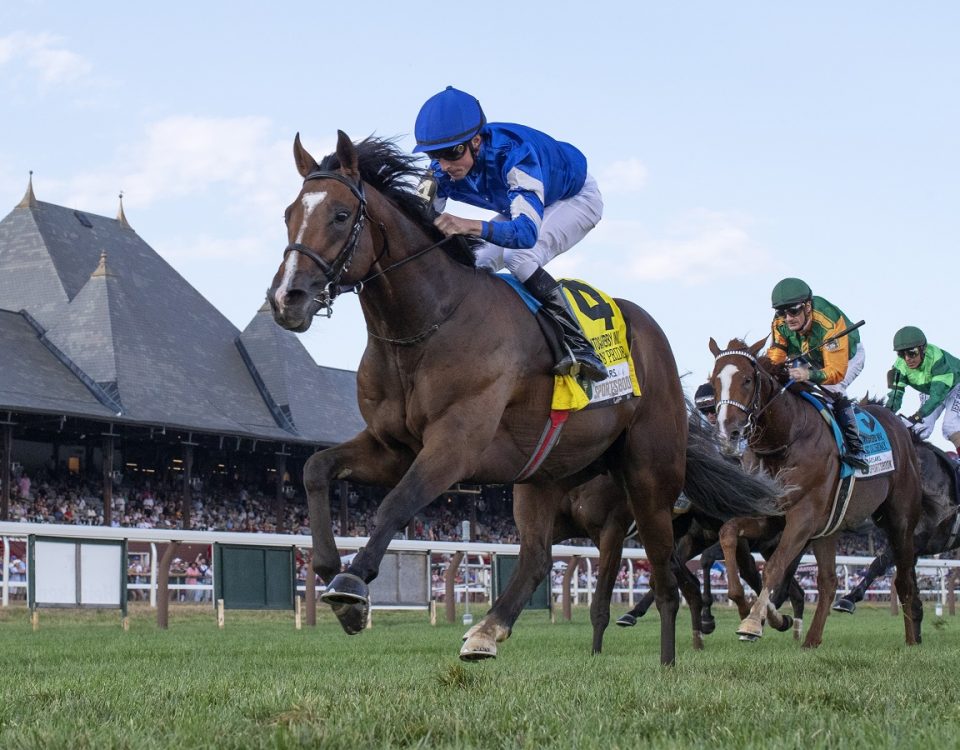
[716,362,741,437]
[274,191,327,310]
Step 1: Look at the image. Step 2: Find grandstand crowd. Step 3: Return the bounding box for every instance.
[5,466,889,555]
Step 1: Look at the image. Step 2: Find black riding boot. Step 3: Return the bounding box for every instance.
[523,267,608,382]
[835,396,869,471]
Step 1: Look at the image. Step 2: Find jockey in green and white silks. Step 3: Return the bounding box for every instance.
[413,86,606,382]
[886,326,960,452]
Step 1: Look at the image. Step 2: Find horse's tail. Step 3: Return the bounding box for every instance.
[683,411,785,520]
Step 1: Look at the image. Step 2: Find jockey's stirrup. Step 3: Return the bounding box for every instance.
[836,398,869,472]
[523,268,607,382]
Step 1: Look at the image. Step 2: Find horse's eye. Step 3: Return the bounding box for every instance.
[334,209,351,223]
[743,377,752,386]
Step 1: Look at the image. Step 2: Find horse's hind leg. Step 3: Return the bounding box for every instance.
[833,548,892,614]
[676,557,705,650]
[461,482,563,661]
[617,588,654,626]
[613,464,683,666]
[699,543,722,635]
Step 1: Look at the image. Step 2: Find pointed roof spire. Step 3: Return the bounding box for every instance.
[91,250,114,278]
[116,191,131,229]
[16,171,38,209]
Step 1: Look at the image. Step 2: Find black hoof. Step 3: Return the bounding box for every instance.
[701,616,716,636]
[321,573,370,635]
[832,597,856,614]
[772,614,793,633]
[616,613,638,627]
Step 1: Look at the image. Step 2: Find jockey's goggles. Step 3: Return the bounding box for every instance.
[426,142,469,162]
[775,303,806,318]
[897,347,923,359]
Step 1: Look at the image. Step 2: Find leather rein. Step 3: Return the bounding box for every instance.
[283,170,451,319]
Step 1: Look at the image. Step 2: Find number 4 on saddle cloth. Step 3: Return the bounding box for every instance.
[496,274,642,411]
[496,274,642,482]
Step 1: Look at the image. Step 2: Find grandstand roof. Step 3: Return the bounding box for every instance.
[0,183,363,445]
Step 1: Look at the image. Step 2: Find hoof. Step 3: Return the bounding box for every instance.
[736,619,763,640]
[321,573,370,635]
[462,622,482,642]
[701,615,716,635]
[616,613,638,627]
[832,597,856,614]
[460,633,497,661]
[772,614,793,633]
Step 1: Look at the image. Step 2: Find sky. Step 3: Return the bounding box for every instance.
[2,2,958,447]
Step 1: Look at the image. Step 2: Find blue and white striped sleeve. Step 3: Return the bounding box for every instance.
[482,145,545,249]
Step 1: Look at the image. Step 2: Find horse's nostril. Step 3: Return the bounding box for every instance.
[284,289,307,307]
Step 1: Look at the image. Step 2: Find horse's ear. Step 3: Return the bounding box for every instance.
[708,337,721,357]
[748,334,769,356]
[336,130,359,176]
[293,133,319,178]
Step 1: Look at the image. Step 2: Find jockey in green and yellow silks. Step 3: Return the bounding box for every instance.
[886,326,960,452]
[766,277,869,471]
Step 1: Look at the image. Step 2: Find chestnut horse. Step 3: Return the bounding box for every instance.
[708,337,923,647]
[268,132,777,665]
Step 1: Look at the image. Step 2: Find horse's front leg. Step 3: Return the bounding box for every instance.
[325,420,489,635]
[718,519,754,621]
[803,536,838,648]
[304,432,413,634]
[305,431,412,583]
[833,548,892,614]
[588,524,627,655]
[461,482,564,661]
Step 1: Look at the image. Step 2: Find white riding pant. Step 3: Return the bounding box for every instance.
[823,344,866,397]
[911,384,960,441]
[473,174,603,282]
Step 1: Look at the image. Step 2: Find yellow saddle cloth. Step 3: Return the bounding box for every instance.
[551,279,642,411]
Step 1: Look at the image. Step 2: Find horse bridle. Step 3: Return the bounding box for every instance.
[283,170,369,317]
[283,169,454,320]
[713,347,800,454]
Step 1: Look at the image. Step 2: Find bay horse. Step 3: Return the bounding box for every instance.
[708,336,923,647]
[268,131,778,665]
[834,434,960,632]
[544,411,784,653]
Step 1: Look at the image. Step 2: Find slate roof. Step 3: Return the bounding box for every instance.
[0,185,363,445]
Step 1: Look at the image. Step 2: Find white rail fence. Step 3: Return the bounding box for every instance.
[3,521,960,610]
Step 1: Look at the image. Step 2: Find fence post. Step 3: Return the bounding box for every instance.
[445,551,464,623]
[949,571,957,617]
[561,556,579,621]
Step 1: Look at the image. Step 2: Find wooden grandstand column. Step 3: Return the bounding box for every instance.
[275,450,288,533]
[0,416,13,521]
[339,480,349,534]
[181,437,197,531]
[101,433,114,527]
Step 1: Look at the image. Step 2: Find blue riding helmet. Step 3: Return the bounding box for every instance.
[413,86,486,153]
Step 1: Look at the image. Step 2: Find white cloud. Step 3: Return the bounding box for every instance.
[0,31,92,85]
[596,157,648,193]
[590,209,771,284]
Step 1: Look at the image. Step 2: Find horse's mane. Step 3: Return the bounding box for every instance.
[318,136,477,268]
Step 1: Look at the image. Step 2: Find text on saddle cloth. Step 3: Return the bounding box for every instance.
[494,273,642,413]
[796,391,895,479]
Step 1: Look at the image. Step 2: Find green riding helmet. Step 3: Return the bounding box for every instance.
[893,326,926,351]
[771,277,812,308]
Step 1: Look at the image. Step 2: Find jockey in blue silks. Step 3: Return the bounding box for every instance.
[413,86,607,382]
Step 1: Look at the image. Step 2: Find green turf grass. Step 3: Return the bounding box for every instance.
[1,603,958,749]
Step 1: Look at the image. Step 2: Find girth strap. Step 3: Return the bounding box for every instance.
[514,410,570,482]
